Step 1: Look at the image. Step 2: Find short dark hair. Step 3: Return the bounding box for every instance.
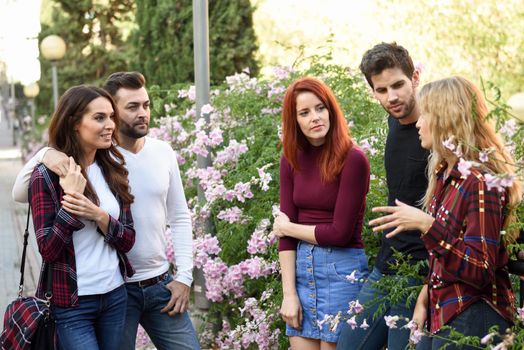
[359,42,414,88]
[103,71,146,97]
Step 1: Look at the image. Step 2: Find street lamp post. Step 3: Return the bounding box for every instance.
[23,82,39,126]
[40,35,66,109]
[192,0,212,311]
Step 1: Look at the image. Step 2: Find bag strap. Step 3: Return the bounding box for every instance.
[17,203,31,297]
[18,203,53,304]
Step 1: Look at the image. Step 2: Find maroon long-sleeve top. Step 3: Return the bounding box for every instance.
[278,145,370,251]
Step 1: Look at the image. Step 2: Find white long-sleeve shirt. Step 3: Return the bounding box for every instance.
[12,137,194,286]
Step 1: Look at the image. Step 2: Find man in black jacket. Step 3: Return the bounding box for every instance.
[337,42,430,350]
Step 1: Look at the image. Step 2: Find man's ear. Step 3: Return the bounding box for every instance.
[412,69,420,88]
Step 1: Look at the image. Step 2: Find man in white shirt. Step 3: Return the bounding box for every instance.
[12,72,200,350]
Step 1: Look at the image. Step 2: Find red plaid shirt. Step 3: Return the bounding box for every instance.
[29,164,135,307]
[422,162,515,333]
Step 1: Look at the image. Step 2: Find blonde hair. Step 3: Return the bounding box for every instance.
[418,76,522,243]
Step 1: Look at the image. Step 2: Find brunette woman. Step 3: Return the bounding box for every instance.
[29,85,135,350]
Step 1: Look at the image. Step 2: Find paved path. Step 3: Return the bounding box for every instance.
[0,115,40,315]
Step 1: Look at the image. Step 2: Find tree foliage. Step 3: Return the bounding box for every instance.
[36,0,136,115]
[132,0,260,86]
[373,0,524,97]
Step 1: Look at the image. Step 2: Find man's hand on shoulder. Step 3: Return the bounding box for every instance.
[160,280,190,316]
[42,148,70,177]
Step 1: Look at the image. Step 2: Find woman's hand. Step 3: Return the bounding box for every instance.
[61,191,106,223]
[280,294,302,329]
[273,212,290,238]
[59,157,86,194]
[369,199,434,238]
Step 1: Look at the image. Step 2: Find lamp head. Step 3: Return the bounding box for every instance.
[23,82,40,98]
[40,35,66,61]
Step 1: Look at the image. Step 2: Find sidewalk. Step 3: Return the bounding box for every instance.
[0,115,40,315]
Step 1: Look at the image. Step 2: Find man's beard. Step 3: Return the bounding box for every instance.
[120,119,149,139]
[387,94,416,120]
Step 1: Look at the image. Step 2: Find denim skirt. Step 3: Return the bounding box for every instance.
[286,241,369,343]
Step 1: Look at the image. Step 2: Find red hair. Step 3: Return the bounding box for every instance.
[281,77,352,182]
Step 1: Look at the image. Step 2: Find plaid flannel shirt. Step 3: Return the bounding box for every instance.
[29,164,135,307]
[422,162,515,333]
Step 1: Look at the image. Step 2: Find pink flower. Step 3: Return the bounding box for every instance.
[317,314,331,328]
[479,151,489,163]
[246,219,272,255]
[410,329,423,344]
[346,270,357,283]
[347,316,357,330]
[499,119,516,138]
[348,300,363,315]
[217,206,243,224]
[384,315,399,329]
[500,174,515,188]
[360,319,369,330]
[272,66,292,80]
[485,173,504,192]
[457,158,472,178]
[442,137,456,151]
[404,320,419,332]
[484,173,514,192]
[517,307,524,322]
[200,103,214,116]
[188,85,196,101]
[481,332,495,344]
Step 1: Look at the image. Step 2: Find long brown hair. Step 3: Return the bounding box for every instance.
[281,77,352,183]
[48,85,134,205]
[418,76,522,242]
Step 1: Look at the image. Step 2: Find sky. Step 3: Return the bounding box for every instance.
[0,0,385,86]
[0,0,42,85]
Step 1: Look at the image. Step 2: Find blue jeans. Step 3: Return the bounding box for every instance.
[120,273,200,350]
[416,300,511,350]
[337,267,418,350]
[53,285,127,350]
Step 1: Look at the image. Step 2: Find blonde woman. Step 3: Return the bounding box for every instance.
[369,76,521,350]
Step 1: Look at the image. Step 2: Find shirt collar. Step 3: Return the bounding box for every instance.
[435,161,465,182]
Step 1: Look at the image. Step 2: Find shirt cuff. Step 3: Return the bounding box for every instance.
[278,236,298,251]
[56,207,85,233]
[174,270,193,287]
[420,223,445,253]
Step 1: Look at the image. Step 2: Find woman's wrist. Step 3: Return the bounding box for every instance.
[283,291,298,298]
[95,209,108,224]
[420,216,434,236]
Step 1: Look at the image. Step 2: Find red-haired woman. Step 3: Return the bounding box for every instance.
[273,77,370,349]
